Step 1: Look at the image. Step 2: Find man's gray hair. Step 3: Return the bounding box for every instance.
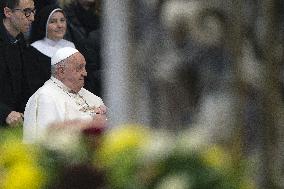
[51,59,67,76]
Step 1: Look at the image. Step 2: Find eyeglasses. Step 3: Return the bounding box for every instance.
[13,8,36,18]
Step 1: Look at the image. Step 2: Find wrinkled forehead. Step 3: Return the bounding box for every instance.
[68,53,86,66]
[18,0,34,9]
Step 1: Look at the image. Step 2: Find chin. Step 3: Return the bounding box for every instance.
[77,84,84,91]
[54,37,64,41]
[57,35,65,39]
[22,28,30,33]
[73,88,81,93]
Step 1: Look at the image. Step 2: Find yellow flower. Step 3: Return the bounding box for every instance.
[200,145,232,171]
[0,139,38,166]
[2,163,45,189]
[239,178,256,189]
[97,124,150,166]
[0,138,45,189]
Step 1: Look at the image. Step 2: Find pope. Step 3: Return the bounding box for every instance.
[23,47,107,143]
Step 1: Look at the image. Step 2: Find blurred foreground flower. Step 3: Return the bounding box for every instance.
[96,124,150,167]
[95,124,150,188]
[94,124,256,189]
[39,119,107,164]
[0,136,45,189]
[0,123,256,189]
[200,145,233,171]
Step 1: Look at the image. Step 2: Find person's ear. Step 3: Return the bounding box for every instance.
[56,66,65,79]
[3,7,13,18]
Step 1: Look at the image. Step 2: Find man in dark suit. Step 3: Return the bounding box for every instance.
[0,0,35,126]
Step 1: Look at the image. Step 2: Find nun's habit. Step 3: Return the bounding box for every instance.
[24,5,75,102]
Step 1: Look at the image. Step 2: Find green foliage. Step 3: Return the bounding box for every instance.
[94,124,256,189]
[0,124,256,189]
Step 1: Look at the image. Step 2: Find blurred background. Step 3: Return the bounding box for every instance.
[103,0,283,129]
[101,0,284,188]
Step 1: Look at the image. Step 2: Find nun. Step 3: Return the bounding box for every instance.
[23,47,107,143]
[23,4,75,102]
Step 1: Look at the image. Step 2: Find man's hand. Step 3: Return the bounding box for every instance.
[5,111,23,126]
[94,105,107,115]
[92,105,108,128]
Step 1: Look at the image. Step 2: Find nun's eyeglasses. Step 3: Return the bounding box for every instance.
[13,8,36,18]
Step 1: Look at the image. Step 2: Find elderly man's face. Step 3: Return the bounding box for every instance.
[62,52,87,93]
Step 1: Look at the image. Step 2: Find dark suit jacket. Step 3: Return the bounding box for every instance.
[23,46,51,100]
[0,21,28,126]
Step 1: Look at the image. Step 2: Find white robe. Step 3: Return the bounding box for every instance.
[23,77,104,143]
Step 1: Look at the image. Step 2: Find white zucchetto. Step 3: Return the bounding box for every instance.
[51,47,79,65]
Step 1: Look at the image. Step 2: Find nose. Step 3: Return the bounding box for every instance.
[28,12,35,22]
[82,67,87,76]
[57,21,64,28]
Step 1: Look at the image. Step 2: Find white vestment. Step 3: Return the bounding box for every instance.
[23,77,104,143]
